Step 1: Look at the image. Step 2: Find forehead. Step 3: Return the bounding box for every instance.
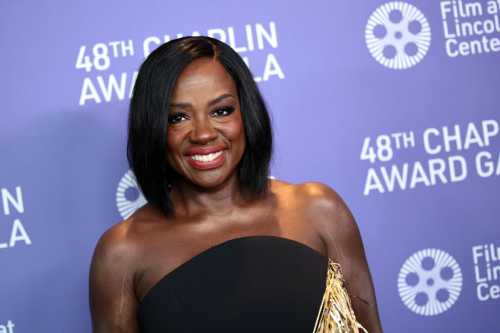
[171,58,237,101]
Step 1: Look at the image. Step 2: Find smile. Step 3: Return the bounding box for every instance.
[190,150,224,162]
[186,150,226,170]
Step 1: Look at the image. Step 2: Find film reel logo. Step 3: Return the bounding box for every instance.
[398,248,462,316]
[116,170,147,219]
[365,2,431,70]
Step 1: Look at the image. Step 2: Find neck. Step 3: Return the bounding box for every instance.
[169,174,247,219]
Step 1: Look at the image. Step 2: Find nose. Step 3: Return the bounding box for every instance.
[189,117,217,144]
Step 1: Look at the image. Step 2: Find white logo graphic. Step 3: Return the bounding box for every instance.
[116,170,147,219]
[398,248,462,316]
[365,2,431,70]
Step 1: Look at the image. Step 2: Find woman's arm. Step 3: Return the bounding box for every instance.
[304,182,384,333]
[89,224,140,333]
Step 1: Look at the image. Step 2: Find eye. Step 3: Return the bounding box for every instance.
[212,106,235,117]
[167,112,188,125]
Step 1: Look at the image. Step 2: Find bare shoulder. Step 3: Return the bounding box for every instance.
[269,179,355,235]
[300,182,358,242]
[92,219,138,267]
[267,180,383,332]
[278,180,350,217]
[269,178,336,199]
[295,181,344,205]
[300,182,355,228]
[89,205,162,332]
[91,204,161,266]
[89,218,143,302]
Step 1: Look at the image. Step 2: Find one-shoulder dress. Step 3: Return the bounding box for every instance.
[138,235,367,333]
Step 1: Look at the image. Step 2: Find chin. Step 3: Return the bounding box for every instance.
[191,171,235,189]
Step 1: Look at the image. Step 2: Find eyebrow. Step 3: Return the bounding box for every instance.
[169,93,234,109]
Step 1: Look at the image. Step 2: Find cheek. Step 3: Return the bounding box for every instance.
[225,113,246,143]
[166,130,184,165]
[166,132,176,151]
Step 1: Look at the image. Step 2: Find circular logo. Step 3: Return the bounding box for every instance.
[116,170,147,219]
[398,248,462,316]
[365,2,431,70]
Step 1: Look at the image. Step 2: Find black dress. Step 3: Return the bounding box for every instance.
[138,235,328,332]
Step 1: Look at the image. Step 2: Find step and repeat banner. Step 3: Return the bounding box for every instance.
[1,0,499,332]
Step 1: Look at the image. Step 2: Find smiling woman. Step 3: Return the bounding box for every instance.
[89,36,383,333]
[126,36,272,218]
[165,58,247,189]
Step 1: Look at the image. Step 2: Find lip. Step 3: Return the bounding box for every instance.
[185,150,226,170]
[184,146,226,156]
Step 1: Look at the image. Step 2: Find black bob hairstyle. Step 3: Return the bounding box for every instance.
[127,36,273,218]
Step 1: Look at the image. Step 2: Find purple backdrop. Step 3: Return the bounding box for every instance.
[1,0,499,332]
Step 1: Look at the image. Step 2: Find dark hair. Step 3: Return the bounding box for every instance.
[127,36,273,218]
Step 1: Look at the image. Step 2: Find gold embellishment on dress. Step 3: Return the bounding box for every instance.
[312,258,368,333]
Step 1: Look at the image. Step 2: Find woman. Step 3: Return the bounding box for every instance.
[90,36,383,332]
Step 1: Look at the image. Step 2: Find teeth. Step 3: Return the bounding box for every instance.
[191,150,223,162]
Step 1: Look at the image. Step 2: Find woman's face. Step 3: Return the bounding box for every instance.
[166,58,246,189]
